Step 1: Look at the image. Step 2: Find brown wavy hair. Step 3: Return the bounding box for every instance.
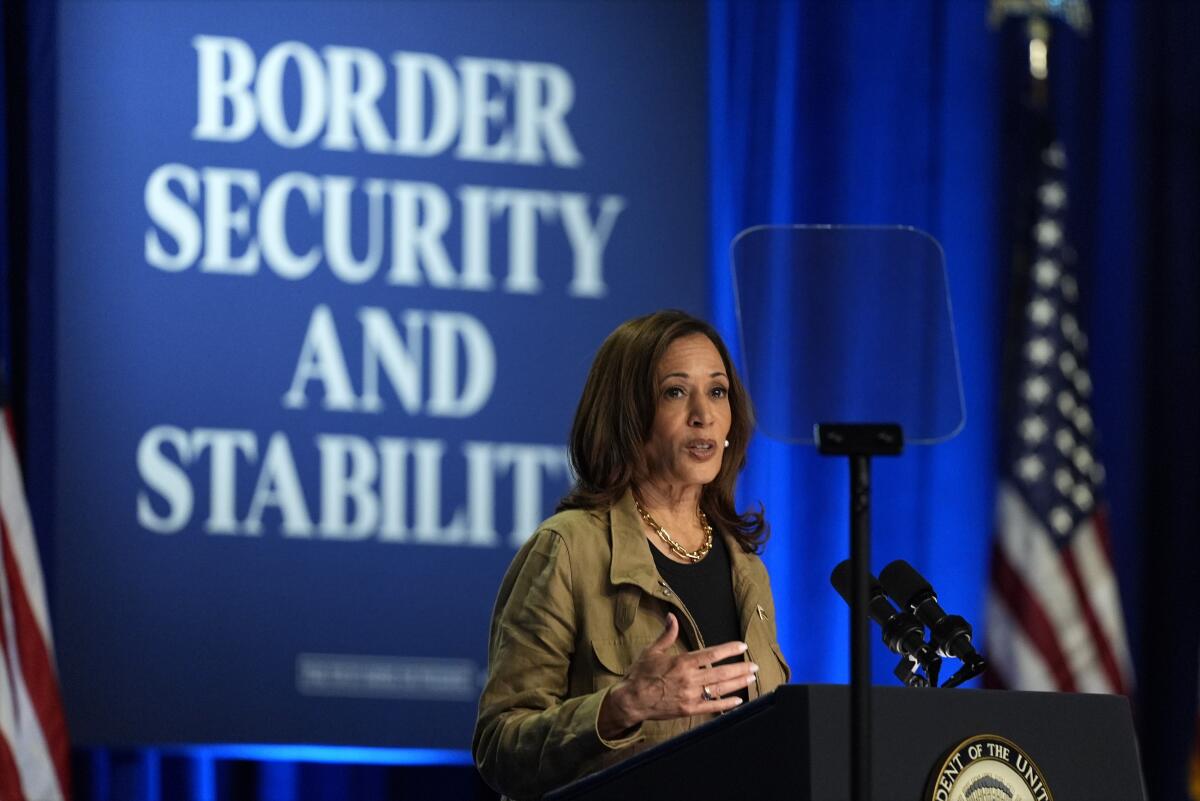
[557,310,768,553]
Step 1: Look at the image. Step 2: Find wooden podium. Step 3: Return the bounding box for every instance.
[545,685,1146,801]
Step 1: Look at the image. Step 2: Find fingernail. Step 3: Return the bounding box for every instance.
[733,697,743,705]
[738,642,748,653]
[749,663,759,673]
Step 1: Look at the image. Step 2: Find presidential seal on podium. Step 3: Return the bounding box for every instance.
[926,734,1054,801]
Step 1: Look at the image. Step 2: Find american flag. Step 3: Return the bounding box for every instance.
[0,367,71,801]
[0,381,71,801]
[984,139,1135,696]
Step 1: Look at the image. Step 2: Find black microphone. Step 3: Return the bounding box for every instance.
[830,560,940,687]
[878,560,986,688]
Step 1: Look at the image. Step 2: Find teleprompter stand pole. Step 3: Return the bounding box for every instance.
[816,423,903,801]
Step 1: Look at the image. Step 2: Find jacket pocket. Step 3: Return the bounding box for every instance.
[590,638,648,692]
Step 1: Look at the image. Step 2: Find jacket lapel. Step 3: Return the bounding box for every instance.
[608,488,662,596]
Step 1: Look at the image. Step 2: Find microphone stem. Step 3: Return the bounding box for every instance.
[850,454,872,801]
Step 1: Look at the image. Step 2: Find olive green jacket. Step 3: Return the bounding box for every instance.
[473,489,790,800]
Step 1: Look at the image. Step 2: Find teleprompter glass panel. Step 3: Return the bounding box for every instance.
[730,225,964,445]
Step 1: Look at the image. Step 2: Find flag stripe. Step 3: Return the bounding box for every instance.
[984,588,1057,691]
[1089,505,1117,569]
[1,519,69,798]
[1082,510,1136,680]
[0,538,27,800]
[0,736,30,801]
[989,537,1076,691]
[0,592,61,801]
[0,414,51,644]
[996,485,1118,693]
[0,408,70,800]
[1059,536,1127,694]
[994,485,1109,688]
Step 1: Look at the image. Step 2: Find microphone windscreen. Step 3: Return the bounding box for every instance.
[879,560,933,607]
[831,559,888,605]
[830,559,852,602]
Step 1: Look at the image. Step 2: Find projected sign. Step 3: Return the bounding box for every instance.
[54,1,705,747]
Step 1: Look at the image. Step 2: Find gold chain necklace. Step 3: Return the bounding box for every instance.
[634,500,713,563]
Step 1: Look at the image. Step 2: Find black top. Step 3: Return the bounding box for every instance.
[648,531,749,702]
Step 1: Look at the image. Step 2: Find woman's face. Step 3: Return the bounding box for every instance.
[641,333,732,493]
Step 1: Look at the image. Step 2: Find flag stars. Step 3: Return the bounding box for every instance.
[1020,415,1048,444]
[1072,407,1093,435]
[1050,506,1074,535]
[1035,219,1063,248]
[1054,468,1074,494]
[1024,376,1051,404]
[1043,142,1067,168]
[1059,352,1078,376]
[1017,454,1045,483]
[1072,447,1094,473]
[1061,275,1079,303]
[1061,313,1079,340]
[1028,297,1056,327]
[1057,391,1077,416]
[1091,463,1106,485]
[1035,259,1061,288]
[1073,370,1092,397]
[1038,181,1067,211]
[1055,428,1076,455]
[1071,484,1094,512]
[1026,338,1054,366]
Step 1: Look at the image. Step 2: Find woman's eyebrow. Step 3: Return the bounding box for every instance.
[659,370,728,381]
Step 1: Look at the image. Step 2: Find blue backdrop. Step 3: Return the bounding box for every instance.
[50,0,707,751]
[1,1,1196,799]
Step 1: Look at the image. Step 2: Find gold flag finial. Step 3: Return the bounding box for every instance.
[989,0,1089,88]
[1027,16,1050,81]
[988,0,1092,35]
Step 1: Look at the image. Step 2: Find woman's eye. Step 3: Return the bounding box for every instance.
[711,386,728,399]
[664,386,685,399]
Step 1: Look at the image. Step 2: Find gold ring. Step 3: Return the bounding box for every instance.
[702,686,717,702]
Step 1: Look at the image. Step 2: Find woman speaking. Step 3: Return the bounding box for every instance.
[473,310,790,799]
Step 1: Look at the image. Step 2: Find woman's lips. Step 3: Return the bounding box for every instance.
[685,439,718,460]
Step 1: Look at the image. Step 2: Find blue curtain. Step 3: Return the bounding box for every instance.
[3,1,1196,799]
[710,3,1199,801]
[709,0,1004,686]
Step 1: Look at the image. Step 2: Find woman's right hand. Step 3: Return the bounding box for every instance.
[597,613,758,739]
